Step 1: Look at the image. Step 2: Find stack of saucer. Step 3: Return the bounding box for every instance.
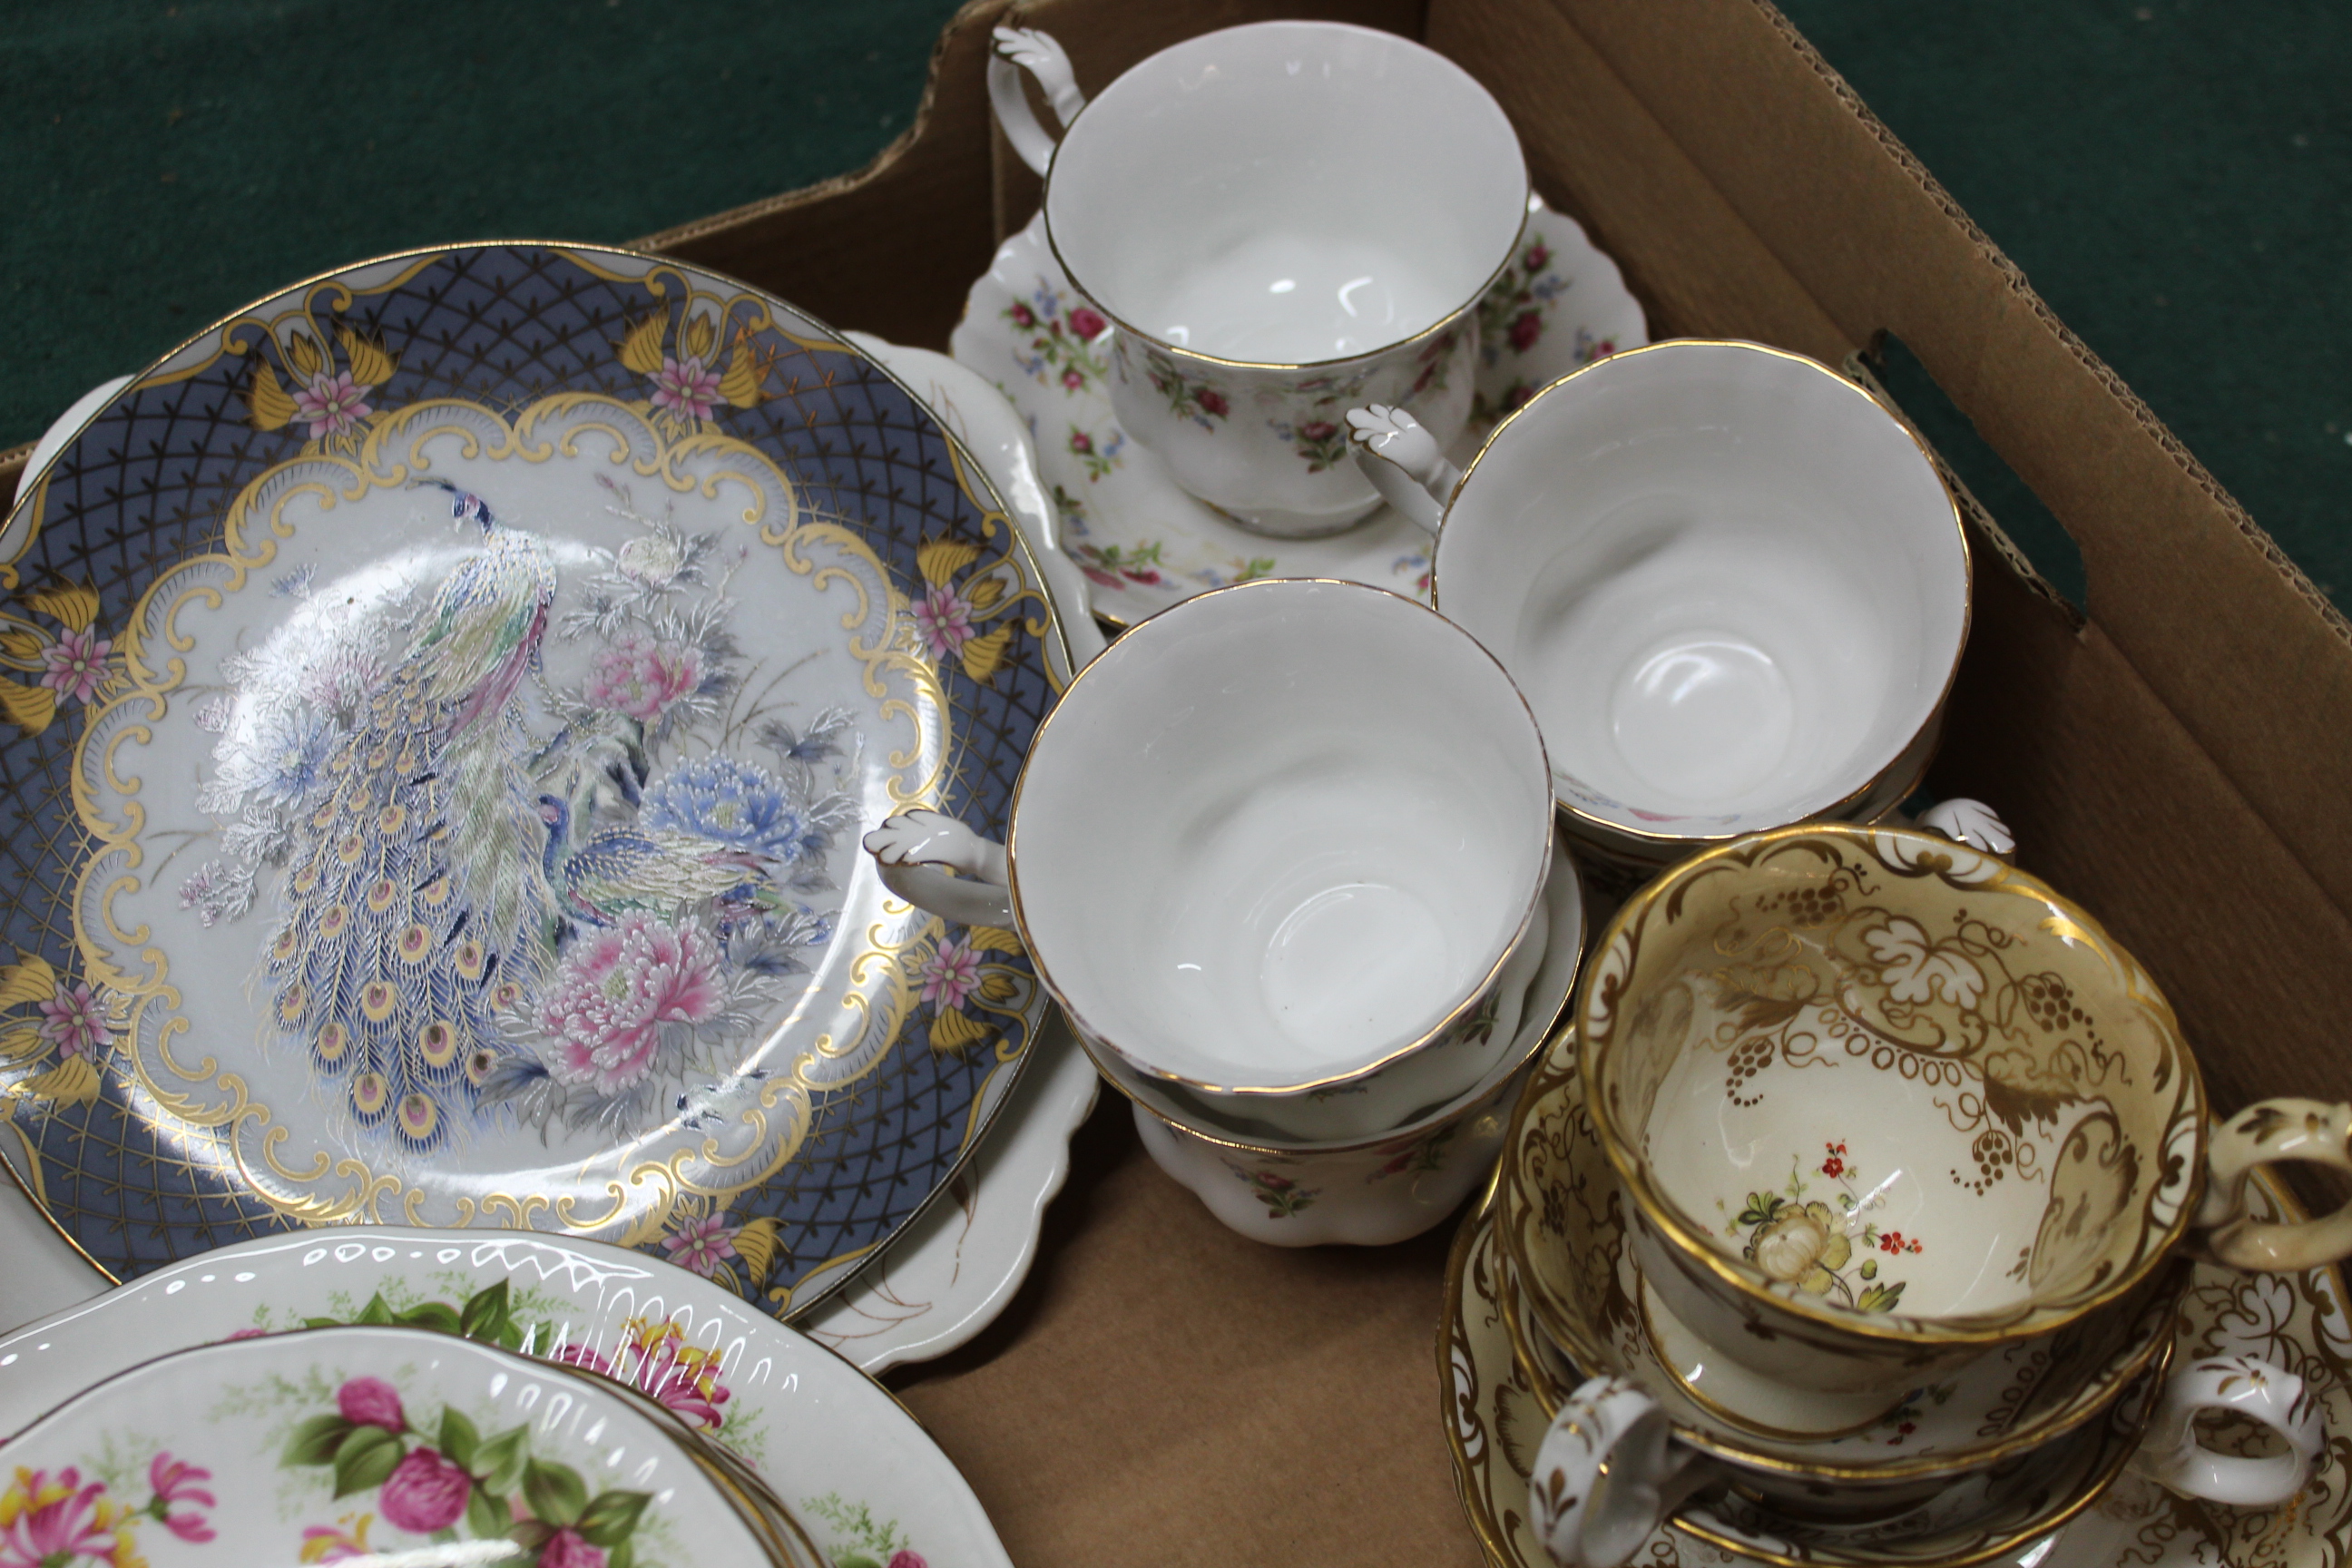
[1,1323,820,1567]
[1486,821,2352,1567]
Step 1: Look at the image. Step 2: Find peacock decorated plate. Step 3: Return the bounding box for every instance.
[0,242,1064,1317]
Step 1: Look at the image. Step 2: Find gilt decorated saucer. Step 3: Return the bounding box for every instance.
[1442,1172,2352,1568]
[0,242,1064,1316]
[950,195,1648,624]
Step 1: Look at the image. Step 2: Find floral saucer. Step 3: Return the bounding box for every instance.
[0,1323,807,1567]
[949,196,1649,624]
[0,1225,1014,1567]
[0,243,1065,1315]
[1442,1174,2352,1568]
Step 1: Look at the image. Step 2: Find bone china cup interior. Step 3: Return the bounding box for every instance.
[1013,578,1553,1106]
[1040,23,1527,533]
[1578,823,2203,1396]
[1432,340,1969,853]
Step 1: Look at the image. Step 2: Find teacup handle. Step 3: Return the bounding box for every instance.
[988,26,1087,178]
[2129,1353,2323,1507]
[1344,405,1459,534]
[1529,1377,1714,1568]
[862,808,1015,927]
[1916,796,2015,857]
[2195,1099,2352,1272]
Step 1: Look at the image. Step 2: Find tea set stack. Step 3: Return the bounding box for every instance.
[0,15,2347,1568]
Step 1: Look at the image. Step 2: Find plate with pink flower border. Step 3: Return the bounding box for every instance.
[0,1226,1014,1568]
[949,194,1648,625]
[0,1322,815,1567]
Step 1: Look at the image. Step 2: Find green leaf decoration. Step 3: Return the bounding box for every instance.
[837,1556,884,1568]
[609,1543,636,1568]
[332,1426,407,1498]
[1856,1280,1909,1313]
[522,1458,589,1526]
[282,1412,355,1467]
[354,1292,397,1327]
[465,1485,507,1541]
[508,1518,556,1553]
[576,1489,652,1547]
[475,1427,530,1496]
[1734,1192,1784,1228]
[438,1406,479,1471]
[1859,1258,1879,1279]
[460,1280,513,1343]
[398,1301,464,1336]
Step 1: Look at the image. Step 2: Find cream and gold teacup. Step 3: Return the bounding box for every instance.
[1575,821,2352,1402]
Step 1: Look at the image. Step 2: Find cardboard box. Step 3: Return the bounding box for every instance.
[9,2,2346,1563]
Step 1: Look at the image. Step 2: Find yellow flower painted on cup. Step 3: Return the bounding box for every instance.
[1747,1198,1851,1294]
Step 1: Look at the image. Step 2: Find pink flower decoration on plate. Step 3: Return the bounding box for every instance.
[377,1447,471,1534]
[147,1452,216,1543]
[584,632,702,722]
[538,914,722,1094]
[917,938,980,1011]
[1195,388,1230,418]
[1066,306,1107,339]
[37,626,111,706]
[336,1376,406,1431]
[294,370,373,438]
[662,1211,741,1280]
[911,583,975,661]
[539,1528,608,1568]
[0,1467,116,1567]
[652,355,721,422]
[36,982,112,1058]
[888,1553,931,1568]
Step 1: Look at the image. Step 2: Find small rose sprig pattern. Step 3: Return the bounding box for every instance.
[283,1375,652,1568]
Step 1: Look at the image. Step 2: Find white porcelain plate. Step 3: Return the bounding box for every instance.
[951,196,1648,624]
[0,1227,1013,1567]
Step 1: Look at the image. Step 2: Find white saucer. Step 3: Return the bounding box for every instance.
[949,195,1649,625]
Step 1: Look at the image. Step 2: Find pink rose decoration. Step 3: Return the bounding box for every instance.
[337,1376,406,1431]
[1009,301,1035,328]
[37,626,112,706]
[1524,242,1551,270]
[917,938,980,1011]
[651,354,722,423]
[661,1211,740,1280]
[887,1553,930,1568]
[378,1447,471,1534]
[538,914,722,1094]
[583,632,702,722]
[539,1527,608,1568]
[1298,420,1338,443]
[1195,388,1229,418]
[1507,309,1544,352]
[294,370,373,438]
[1067,306,1107,339]
[910,583,976,662]
[35,982,112,1058]
[1061,367,1084,389]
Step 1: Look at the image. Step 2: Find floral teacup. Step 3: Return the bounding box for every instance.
[864,578,1553,1144]
[989,22,1526,537]
[1348,339,1970,871]
[1576,821,2352,1400]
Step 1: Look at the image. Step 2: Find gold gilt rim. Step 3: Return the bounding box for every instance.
[0,237,1074,683]
[1574,820,2211,1356]
[1432,338,1975,849]
[1036,23,1530,375]
[1006,577,1554,1099]
[1494,1050,2192,1480]
[1671,1349,2170,1568]
[1455,1179,2178,1568]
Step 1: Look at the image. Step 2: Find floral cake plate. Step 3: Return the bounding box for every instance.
[0,1322,812,1567]
[0,1225,1013,1567]
[0,242,1069,1319]
[948,194,1649,625]
[1441,1173,2352,1568]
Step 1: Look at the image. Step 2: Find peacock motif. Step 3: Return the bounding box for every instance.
[259,480,559,1151]
[184,472,865,1155]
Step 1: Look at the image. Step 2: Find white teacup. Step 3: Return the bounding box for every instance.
[864,578,1554,1135]
[1348,339,1970,868]
[990,23,1526,536]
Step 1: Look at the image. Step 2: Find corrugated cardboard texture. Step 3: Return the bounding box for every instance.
[5,3,2349,1562]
